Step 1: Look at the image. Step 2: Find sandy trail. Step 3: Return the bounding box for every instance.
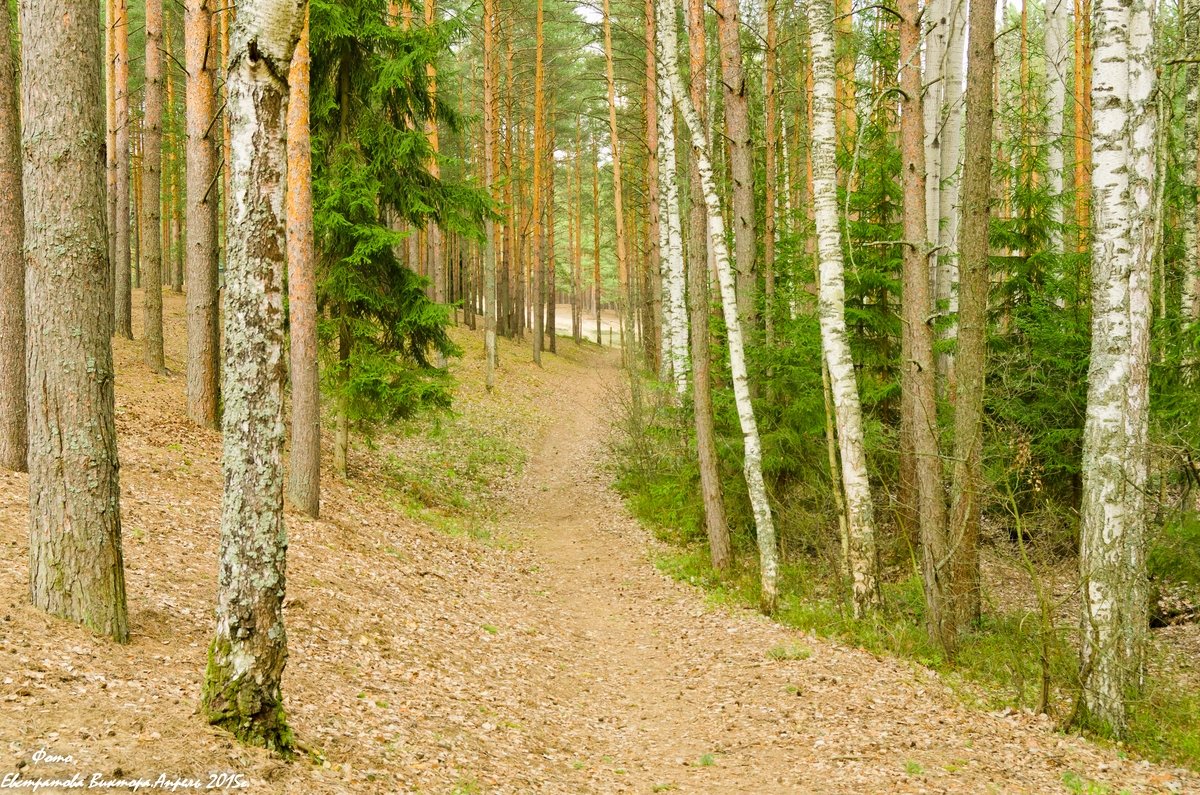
[494,347,1196,794]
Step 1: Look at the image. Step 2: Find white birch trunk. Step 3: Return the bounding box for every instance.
[936,0,965,368]
[1045,0,1071,254]
[809,0,879,616]
[923,0,947,251]
[201,0,305,752]
[1079,0,1155,736]
[656,0,778,612]
[1181,0,1200,322]
[656,48,689,396]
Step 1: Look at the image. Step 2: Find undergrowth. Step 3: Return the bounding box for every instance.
[613,378,1200,772]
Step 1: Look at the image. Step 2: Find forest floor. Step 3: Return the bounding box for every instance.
[0,290,1197,793]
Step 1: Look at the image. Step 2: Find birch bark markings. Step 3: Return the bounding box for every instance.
[1045,0,1071,254]
[657,0,777,611]
[655,28,689,396]
[809,0,879,616]
[201,0,304,753]
[0,0,26,471]
[21,0,129,641]
[1078,0,1156,736]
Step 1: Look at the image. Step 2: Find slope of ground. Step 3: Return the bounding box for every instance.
[0,290,1195,793]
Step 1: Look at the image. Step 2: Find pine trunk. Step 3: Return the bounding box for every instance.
[949,0,996,631]
[287,12,320,518]
[114,0,132,339]
[0,0,26,471]
[602,0,630,352]
[201,2,304,754]
[185,0,221,428]
[715,0,756,332]
[483,0,498,389]
[686,0,730,570]
[21,0,129,641]
[142,0,166,372]
[899,0,952,652]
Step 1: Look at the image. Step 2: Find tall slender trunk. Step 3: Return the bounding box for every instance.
[949,0,995,631]
[546,118,558,353]
[106,0,118,304]
[686,0,730,570]
[424,0,443,311]
[899,0,952,652]
[483,0,498,389]
[593,133,602,345]
[201,1,304,754]
[1045,0,1071,254]
[602,0,631,354]
[142,0,165,372]
[763,0,778,347]
[656,18,688,396]
[114,0,132,339]
[1073,0,1093,255]
[658,0,775,609]
[287,12,319,518]
[645,0,664,375]
[165,17,185,294]
[809,0,879,616]
[21,0,128,641]
[936,0,965,384]
[715,0,756,332]
[1078,0,1155,737]
[574,122,584,344]
[531,0,545,366]
[0,0,26,471]
[185,0,220,428]
[1182,0,1200,322]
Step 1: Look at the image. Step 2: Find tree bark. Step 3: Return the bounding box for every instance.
[0,0,26,472]
[1073,0,1093,255]
[602,0,631,353]
[114,0,133,339]
[645,0,664,375]
[658,0,776,610]
[21,0,129,641]
[948,0,996,632]
[763,0,778,347]
[1078,0,1155,736]
[484,0,498,389]
[1045,0,1071,254]
[142,0,166,372]
[685,0,730,571]
[809,0,879,616]
[899,0,952,652]
[186,0,221,428]
[532,0,545,366]
[287,12,319,518]
[593,133,602,345]
[201,0,304,754]
[424,0,444,311]
[656,33,688,396]
[1181,0,1200,322]
[715,0,756,332]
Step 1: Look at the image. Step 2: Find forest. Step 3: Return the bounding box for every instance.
[1,0,1199,790]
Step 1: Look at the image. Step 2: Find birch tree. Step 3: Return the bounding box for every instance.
[657,0,777,611]
[21,0,129,641]
[0,0,25,472]
[1077,0,1156,736]
[656,38,688,396]
[1045,0,1071,254]
[1181,0,1200,323]
[201,0,305,752]
[809,0,879,616]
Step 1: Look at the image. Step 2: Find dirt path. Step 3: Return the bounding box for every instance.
[494,347,1196,794]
